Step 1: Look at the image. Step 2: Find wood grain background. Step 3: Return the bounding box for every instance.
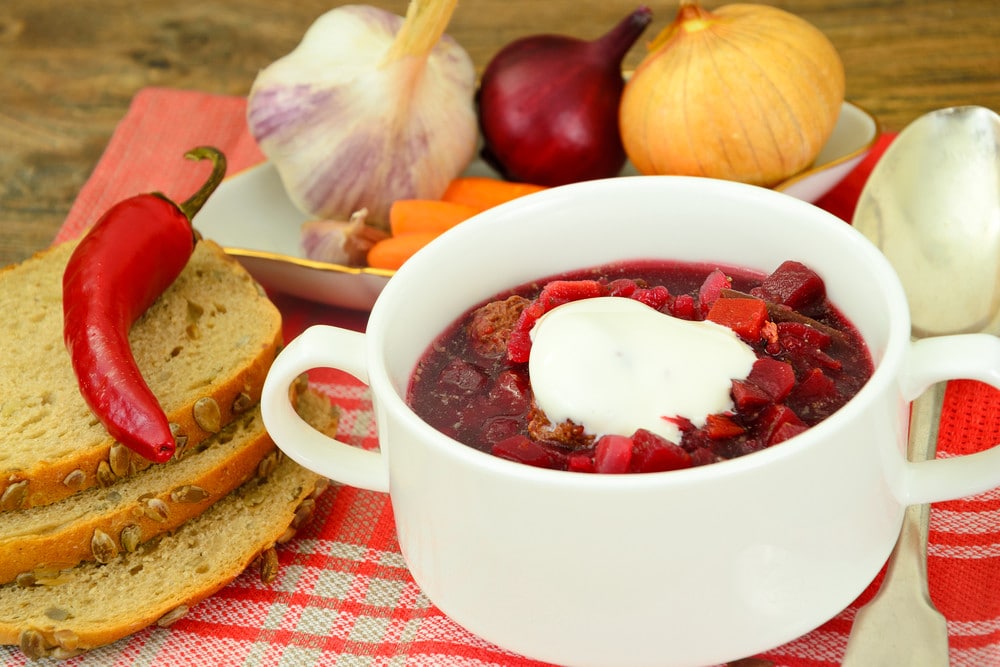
[2,0,998,267]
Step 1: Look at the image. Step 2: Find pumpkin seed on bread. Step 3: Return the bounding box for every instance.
[0,389,337,660]
[0,405,277,585]
[0,453,328,660]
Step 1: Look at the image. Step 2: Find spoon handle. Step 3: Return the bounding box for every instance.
[893,382,945,596]
[909,382,944,463]
[842,383,950,665]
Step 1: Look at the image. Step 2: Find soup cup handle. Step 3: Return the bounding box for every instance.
[897,333,1000,504]
[261,325,389,493]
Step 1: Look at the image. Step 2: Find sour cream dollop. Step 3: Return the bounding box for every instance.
[528,297,757,443]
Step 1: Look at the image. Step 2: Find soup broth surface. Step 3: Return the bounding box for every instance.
[407,259,873,474]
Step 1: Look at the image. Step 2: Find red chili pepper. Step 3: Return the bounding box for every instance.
[62,146,227,463]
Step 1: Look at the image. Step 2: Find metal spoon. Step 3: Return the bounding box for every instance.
[842,105,1000,665]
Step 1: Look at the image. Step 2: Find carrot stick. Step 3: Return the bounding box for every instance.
[389,199,480,236]
[441,177,546,211]
[367,232,440,270]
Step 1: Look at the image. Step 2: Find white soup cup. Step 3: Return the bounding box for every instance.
[261,176,1000,667]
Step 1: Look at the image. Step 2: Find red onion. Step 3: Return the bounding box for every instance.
[476,6,653,186]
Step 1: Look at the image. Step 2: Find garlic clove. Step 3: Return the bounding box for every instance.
[301,209,389,266]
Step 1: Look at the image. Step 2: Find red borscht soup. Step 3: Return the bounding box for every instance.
[406,259,873,473]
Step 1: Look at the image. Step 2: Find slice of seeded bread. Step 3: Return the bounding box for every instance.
[0,390,336,660]
[0,404,277,586]
[0,238,283,511]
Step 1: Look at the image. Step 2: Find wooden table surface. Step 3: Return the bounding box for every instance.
[2,0,998,268]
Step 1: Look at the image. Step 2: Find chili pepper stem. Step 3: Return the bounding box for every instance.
[179,146,227,220]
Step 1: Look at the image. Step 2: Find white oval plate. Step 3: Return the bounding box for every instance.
[194,101,879,311]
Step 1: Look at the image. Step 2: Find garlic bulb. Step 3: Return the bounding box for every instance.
[247,1,478,226]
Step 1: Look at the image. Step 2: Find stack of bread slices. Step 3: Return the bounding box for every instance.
[0,238,335,660]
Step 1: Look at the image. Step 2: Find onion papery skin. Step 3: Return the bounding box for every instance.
[619,2,845,187]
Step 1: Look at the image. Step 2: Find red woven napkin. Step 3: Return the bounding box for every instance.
[8,87,998,666]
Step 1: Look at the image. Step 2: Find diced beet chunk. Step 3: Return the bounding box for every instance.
[606,278,639,298]
[704,414,746,440]
[630,429,692,472]
[697,268,732,316]
[754,260,826,311]
[776,321,831,348]
[664,415,695,434]
[757,404,807,445]
[507,300,546,362]
[506,328,533,363]
[670,293,696,319]
[567,453,596,473]
[632,285,671,311]
[731,379,773,412]
[633,445,692,472]
[791,367,839,403]
[770,421,808,445]
[747,358,796,402]
[706,297,769,341]
[780,333,843,372]
[492,436,562,469]
[787,367,844,422]
[594,435,634,474]
[537,279,606,309]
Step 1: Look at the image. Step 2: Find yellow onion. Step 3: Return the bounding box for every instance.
[619,1,845,187]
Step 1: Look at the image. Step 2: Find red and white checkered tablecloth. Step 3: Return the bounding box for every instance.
[3,87,999,666]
